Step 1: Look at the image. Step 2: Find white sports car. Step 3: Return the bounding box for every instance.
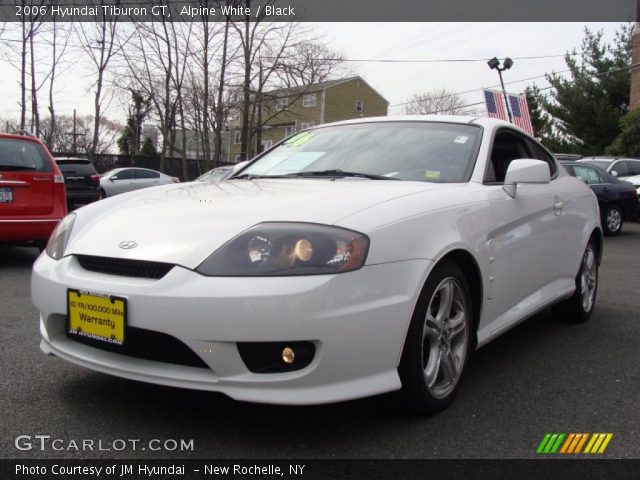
[32,116,602,413]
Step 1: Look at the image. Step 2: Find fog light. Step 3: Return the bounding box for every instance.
[282,347,295,364]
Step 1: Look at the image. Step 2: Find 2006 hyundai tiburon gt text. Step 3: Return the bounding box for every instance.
[32,116,602,413]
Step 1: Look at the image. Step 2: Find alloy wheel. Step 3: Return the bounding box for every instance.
[580,244,597,312]
[422,277,469,399]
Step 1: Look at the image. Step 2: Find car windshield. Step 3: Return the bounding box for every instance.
[0,138,51,172]
[239,122,482,183]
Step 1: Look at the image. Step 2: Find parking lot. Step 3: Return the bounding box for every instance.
[1,223,639,459]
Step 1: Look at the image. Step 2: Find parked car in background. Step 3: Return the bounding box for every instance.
[0,132,66,249]
[100,168,179,198]
[625,174,640,198]
[577,156,640,181]
[561,161,639,235]
[554,153,583,162]
[196,161,249,182]
[55,157,101,210]
[33,116,603,413]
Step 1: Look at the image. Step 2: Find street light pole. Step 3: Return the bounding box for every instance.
[487,57,514,124]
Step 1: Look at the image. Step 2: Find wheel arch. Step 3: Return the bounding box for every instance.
[400,247,484,357]
[590,226,604,266]
[437,249,484,348]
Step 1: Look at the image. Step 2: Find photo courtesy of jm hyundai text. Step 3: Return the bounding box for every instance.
[31,116,602,413]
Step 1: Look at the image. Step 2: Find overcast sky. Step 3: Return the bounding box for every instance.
[0,22,624,125]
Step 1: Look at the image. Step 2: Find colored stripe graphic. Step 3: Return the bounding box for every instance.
[537,433,565,454]
[537,433,613,454]
[584,433,614,454]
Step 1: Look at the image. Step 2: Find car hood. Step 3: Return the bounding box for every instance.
[67,178,460,269]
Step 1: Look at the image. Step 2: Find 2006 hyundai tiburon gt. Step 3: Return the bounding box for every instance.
[32,117,602,413]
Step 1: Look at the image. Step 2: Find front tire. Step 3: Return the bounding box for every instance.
[552,239,598,323]
[399,261,473,414]
[603,205,623,236]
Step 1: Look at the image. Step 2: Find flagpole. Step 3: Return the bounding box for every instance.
[487,57,514,124]
[497,70,514,124]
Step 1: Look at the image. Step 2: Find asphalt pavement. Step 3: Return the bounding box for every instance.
[1,223,639,459]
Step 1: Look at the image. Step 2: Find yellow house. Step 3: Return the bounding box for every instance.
[228,76,389,161]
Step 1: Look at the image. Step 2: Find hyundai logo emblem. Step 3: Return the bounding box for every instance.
[118,241,138,249]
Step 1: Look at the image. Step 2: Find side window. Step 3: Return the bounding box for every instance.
[572,165,602,185]
[136,169,160,179]
[525,139,557,177]
[116,169,136,180]
[485,131,530,183]
[611,161,629,177]
[628,161,640,176]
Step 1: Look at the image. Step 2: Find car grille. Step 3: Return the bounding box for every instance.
[76,255,175,279]
[67,326,209,369]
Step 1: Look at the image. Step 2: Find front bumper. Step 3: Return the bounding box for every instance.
[66,189,101,206]
[32,253,431,404]
[0,218,61,242]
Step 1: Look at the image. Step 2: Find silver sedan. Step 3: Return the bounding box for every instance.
[100,168,179,198]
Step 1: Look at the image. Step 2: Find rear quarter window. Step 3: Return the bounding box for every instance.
[0,139,52,173]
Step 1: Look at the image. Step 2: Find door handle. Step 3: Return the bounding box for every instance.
[553,201,564,214]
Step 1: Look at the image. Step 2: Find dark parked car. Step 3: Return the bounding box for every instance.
[561,161,639,235]
[55,157,101,210]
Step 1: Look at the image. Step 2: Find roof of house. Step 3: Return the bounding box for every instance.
[264,76,389,104]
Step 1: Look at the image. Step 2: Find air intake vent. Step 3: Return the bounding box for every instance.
[76,255,175,279]
[67,325,209,369]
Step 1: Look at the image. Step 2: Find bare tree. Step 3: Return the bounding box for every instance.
[45,20,72,149]
[232,4,312,159]
[43,113,121,154]
[403,89,476,115]
[75,5,122,160]
[121,16,193,176]
[274,41,349,88]
[11,0,47,131]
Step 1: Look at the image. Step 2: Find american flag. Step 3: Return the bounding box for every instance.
[484,89,507,120]
[508,93,535,136]
[483,89,535,137]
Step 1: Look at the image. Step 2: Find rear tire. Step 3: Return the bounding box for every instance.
[552,239,598,323]
[399,261,473,414]
[602,205,623,236]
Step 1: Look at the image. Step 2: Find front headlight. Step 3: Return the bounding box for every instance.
[46,213,76,260]
[197,223,369,276]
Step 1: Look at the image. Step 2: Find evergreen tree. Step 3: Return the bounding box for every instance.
[539,26,631,154]
[117,90,153,156]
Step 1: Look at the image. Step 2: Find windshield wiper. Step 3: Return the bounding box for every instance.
[283,169,400,180]
[232,173,276,180]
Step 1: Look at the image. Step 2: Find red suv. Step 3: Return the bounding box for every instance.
[0,133,67,249]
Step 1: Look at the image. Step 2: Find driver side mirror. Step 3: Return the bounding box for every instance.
[109,176,117,181]
[611,170,618,177]
[503,159,550,198]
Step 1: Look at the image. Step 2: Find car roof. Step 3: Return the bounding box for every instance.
[320,115,516,129]
[0,132,46,145]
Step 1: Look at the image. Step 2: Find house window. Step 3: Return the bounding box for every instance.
[355,100,364,113]
[234,131,241,144]
[301,122,315,130]
[261,140,273,150]
[303,94,316,107]
[284,125,296,137]
[276,97,289,111]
